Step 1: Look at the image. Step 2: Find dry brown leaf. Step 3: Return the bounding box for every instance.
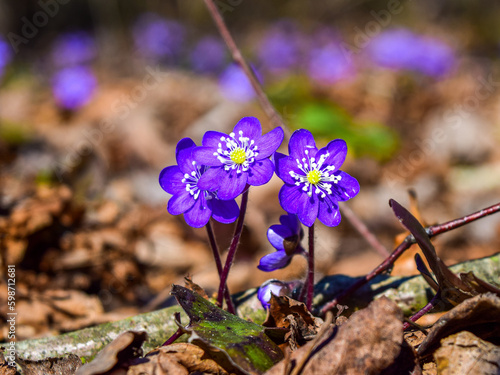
[17,354,82,375]
[434,331,500,375]
[75,331,147,375]
[263,295,322,350]
[266,297,417,375]
[418,293,500,356]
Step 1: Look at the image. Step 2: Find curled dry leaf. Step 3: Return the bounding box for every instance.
[263,295,322,351]
[127,343,229,375]
[75,331,147,375]
[266,297,419,375]
[418,293,500,356]
[434,331,500,375]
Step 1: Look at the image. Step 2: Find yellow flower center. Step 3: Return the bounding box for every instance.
[230,148,247,165]
[307,170,321,185]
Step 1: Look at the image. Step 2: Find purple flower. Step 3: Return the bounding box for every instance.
[190,36,227,74]
[159,138,240,228]
[0,36,13,78]
[257,21,302,75]
[275,129,360,227]
[367,29,455,77]
[193,117,284,200]
[218,64,259,102]
[307,43,355,84]
[132,13,185,62]
[50,31,96,68]
[257,279,289,309]
[51,66,97,110]
[258,213,304,272]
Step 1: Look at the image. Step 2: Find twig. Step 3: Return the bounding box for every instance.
[319,201,500,316]
[203,0,289,136]
[340,204,391,257]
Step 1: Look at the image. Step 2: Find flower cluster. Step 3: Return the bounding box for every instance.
[159,117,284,227]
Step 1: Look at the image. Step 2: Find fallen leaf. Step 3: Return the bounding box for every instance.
[171,284,283,374]
[17,354,82,375]
[266,297,418,375]
[434,331,500,375]
[75,331,147,375]
[418,293,500,356]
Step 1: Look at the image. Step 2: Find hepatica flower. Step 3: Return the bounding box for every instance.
[194,117,284,200]
[258,213,304,272]
[257,279,289,309]
[50,31,96,68]
[159,138,240,228]
[275,129,360,227]
[52,66,97,110]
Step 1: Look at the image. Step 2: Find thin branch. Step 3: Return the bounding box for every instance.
[203,0,289,137]
[320,201,500,316]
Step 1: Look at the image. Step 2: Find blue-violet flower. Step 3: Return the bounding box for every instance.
[258,213,304,272]
[257,279,290,309]
[51,66,97,110]
[193,117,284,200]
[159,138,240,228]
[275,129,360,227]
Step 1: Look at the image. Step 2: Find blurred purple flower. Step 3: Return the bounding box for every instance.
[275,129,360,227]
[367,29,455,77]
[159,138,240,228]
[193,116,284,200]
[190,36,227,74]
[51,66,97,110]
[218,64,259,102]
[132,12,185,62]
[50,31,96,68]
[307,43,356,84]
[258,213,304,272]
[0,36,13,78]
[257,22,303,75]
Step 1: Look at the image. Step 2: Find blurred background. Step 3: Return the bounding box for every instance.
[1,0,499,340]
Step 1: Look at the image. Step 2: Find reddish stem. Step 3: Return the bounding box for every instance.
[306,224,315,311]
[206,220,235,313]
[217,188,249,307]
[403,290,442,330]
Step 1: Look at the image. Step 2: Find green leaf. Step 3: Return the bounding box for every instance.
[171,285,283,375]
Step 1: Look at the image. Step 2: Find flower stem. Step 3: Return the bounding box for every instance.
[403,290,442,330]
[319,201,500,316]
[217,187,249,308]
[205,220,235,314]
[306,224,315,311]
[202,0,289,136]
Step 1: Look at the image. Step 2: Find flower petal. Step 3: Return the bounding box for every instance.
[288,129,317,160]
[202,130,228,148]
[208,198,240,224]
[275,153,302,185]
[316,139,347,171]
[278,184,303,214]
[297,193,319,227]
[318,195,341,227]
[193,146,221,167]
[331,171,360,202]
[267,223,294,251]
[167,190,195,216]
[183,196,212,228]
[217,168,248,200]
[247,158,274,186]
[159,166,185,195]
[258,250,292,272]
[254,127,284,159]
[233,116,262,141]
[197,167,222,192]
[279,213,301,235]
[175,138,196,157]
